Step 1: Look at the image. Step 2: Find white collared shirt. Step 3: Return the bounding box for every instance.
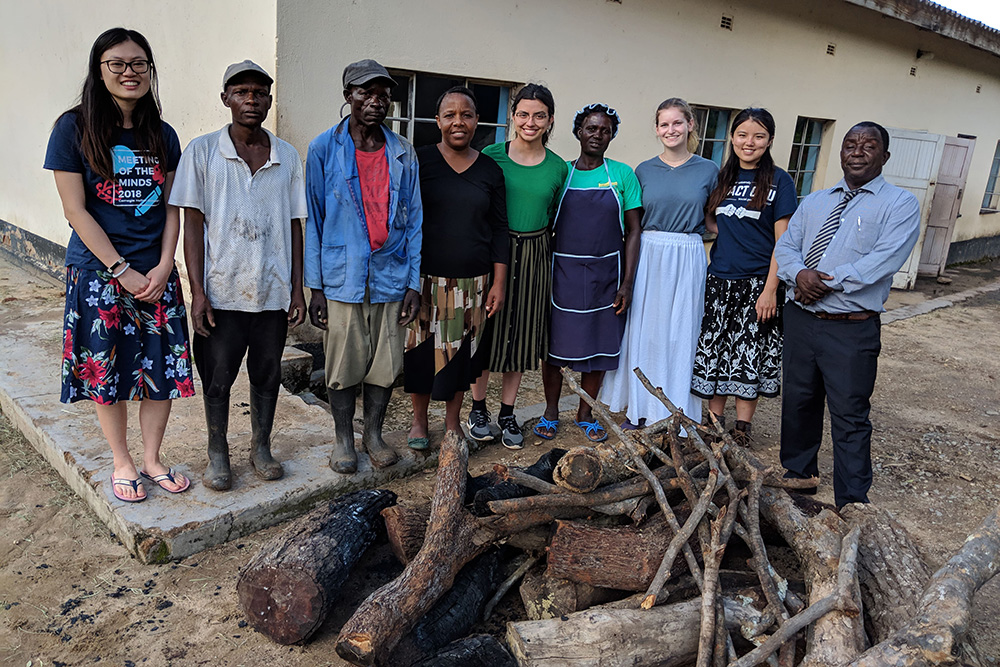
[169,125,307,312]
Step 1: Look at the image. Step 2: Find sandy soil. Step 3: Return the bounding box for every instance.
[2,260,999,666]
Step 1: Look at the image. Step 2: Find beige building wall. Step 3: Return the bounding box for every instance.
[0,0,277,251]
[3,0,999,257]
[277,0,1000,245]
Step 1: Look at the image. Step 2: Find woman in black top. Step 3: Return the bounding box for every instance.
[404,86,509,448]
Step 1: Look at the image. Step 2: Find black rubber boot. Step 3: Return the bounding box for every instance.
[328,385,359,473]
[249,387,284,480]
[362,383,399,469]
[203,394,232,491]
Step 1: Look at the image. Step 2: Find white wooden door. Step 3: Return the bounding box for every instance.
[882,128,945,289]
[917,136,975,276]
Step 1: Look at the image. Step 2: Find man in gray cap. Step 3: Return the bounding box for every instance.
[305,59,422,473]
[170,60,308,490]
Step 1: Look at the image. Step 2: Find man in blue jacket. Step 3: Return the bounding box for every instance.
[305,59,422,473]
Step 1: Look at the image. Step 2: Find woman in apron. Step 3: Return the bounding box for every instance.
[536,104,642,443]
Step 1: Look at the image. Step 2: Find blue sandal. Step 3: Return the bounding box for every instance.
[532,416,559,440]
[111,476,147,503]
[408,436,430,451]
[575,420,608,443]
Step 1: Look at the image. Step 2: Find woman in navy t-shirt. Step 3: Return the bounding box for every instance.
[44,28,193,503]
[691,108,797,445]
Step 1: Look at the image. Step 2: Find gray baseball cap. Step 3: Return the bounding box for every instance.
[222,60,273,89]
[342,59,396,89]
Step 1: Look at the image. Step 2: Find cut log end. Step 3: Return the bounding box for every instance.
[335,634,375,665]
[553,448,603,493]
[237,567,324,645]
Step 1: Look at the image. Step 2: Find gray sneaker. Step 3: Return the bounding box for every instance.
[498,415,524,450]
[466,407,494,441]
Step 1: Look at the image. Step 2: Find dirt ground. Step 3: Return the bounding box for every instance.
[2,259,1000,666]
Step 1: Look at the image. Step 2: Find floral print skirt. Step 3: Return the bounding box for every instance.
[691,273,783,400]
[61,266,195,404]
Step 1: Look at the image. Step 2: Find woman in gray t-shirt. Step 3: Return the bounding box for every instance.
[600,98,718,429]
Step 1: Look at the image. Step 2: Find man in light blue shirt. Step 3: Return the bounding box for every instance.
[774,122,920,508]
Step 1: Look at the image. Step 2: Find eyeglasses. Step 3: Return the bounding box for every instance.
[514,111,550,122]
[102,60,151,74]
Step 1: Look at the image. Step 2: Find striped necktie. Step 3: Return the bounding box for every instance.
[803,188,861,269]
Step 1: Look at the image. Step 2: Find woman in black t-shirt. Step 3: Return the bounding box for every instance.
[691,108,797,445]
[403,87,509,449]
[43,28,193,503]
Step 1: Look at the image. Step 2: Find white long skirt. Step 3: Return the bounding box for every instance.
[600,231,706,425]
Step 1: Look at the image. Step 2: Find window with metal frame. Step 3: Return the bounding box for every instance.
[691,106,737,167]
[788,117,827,201]
[982,141,1000,211]
[385,70,514,151]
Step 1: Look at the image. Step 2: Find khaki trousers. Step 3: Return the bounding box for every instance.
[323,295,404,390]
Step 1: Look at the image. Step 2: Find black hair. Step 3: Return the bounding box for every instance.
[435,86,478,115]
[707,107,777,213]
[851,121,890,151]
[59,27,166,183]
[512,83,555,146]
[573,103,620,139]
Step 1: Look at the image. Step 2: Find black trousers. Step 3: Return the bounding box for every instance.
[779,303,881,506]
[193,309,288,399]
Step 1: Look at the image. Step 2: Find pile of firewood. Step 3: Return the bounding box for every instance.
[236,366,1000,667]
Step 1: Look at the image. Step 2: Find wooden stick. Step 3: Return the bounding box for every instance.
[732,467,820,490]
[497,465,566,494]
[697,504,727,667]
[836,526,862,616]
[486,467,689,514]
[634,367,723,454]
[482,555,538,622]
[730,526,862,667]
[642,469,721,609]
[560,367,706,588]
[667,426,715,573]
[747,470,792,627]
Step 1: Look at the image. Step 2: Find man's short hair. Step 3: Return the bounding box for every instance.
[851,122,889,152]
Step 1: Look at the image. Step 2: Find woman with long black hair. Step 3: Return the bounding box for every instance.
[44,28,193,502]
[691,107,797,445]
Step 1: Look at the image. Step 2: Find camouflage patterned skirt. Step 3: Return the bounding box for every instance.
[403,273,490,401]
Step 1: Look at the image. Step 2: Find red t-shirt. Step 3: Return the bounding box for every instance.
[356,146,390,250]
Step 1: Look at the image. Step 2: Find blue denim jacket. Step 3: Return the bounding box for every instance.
[305,117,422,303]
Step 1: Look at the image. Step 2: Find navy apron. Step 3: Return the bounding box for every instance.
[549,160,626,370]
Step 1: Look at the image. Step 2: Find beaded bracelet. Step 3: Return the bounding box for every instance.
[108,256,126,273]
[111,262,130,279]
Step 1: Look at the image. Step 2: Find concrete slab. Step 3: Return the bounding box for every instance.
[882,278,1000,324]
[5,249,998,564]
[0,307,438,564]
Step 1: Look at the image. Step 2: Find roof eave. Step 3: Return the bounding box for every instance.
[840,0,1000,59]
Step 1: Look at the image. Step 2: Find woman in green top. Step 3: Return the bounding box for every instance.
[466,84,568,449]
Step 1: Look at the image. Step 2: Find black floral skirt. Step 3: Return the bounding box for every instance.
[691,274,783,400]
